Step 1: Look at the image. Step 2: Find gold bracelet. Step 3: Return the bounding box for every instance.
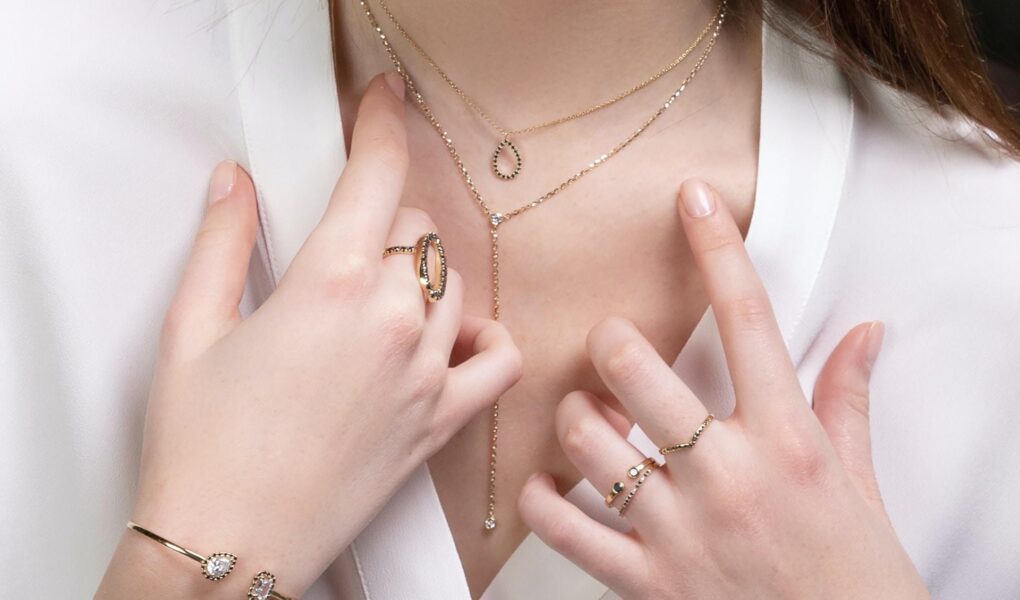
[126,521,294,599]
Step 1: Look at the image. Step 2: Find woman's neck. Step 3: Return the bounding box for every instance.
[353,0,728,129]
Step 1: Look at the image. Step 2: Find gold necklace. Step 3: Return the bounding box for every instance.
[376,0,720,182]
[359,0,727,532]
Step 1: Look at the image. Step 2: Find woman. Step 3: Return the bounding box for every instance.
[3,0,1018,598]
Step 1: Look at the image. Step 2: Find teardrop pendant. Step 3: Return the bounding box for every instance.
[491,136,522,181]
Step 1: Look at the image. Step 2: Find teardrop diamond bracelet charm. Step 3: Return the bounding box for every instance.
[126,521,293,599]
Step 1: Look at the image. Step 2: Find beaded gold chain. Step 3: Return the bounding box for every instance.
[359,0,727,531]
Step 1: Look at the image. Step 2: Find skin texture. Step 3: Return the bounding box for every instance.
[517,180,930,599]
[333,1,762,592]
[94,73,522,600]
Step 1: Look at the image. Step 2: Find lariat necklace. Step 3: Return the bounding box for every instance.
[359,0,727,531]
[375,0,720,182]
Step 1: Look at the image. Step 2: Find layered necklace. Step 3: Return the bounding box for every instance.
[359,0,728,531]
[375,0,720,182]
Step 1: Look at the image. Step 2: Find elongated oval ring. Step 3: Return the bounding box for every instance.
[383,232,448,303]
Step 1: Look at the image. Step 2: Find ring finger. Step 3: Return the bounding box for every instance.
[557,390,676,534]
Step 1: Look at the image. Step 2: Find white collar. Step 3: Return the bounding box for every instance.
[232,8,854,598]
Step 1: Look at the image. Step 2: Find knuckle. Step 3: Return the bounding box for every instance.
[381,301,426,349]
[776,431,832,487]
[395,207,437,233]
[369,132,409,173]
[413,352,449,395]
[560,417,600,457]
[604,341,648,385]
[321,254,375,300]
[694,231,744,259]
[542,514,580,554]
[723,295,775,333]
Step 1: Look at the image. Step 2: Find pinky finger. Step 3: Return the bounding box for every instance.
[518,473,646,595]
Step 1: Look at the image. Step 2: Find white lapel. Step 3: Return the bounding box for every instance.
[226,0,345,284]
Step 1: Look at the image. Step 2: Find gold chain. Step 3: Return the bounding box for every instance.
[376,0,720,182]
[376,0,719,138]
[359,0,727,531]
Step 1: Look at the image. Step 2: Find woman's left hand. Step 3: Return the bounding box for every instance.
[518,179,930,599]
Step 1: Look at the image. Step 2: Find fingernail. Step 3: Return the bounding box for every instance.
[864,321,885,371]
[208,160,237,204]
[383,71,405,99]
[681,179,716,218]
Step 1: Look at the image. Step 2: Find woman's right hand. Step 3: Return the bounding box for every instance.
[96,72,522,599]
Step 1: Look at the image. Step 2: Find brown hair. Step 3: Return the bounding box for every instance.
[332,0,1020,157]
[739,0,1019,156]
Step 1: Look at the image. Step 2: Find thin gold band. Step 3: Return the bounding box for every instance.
[126,522,292,599]
[618,462,660,516]
[604,481,626,507]
[660,414,715,455]
[126,521,236,581]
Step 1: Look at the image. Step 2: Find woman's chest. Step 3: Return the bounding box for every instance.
[401,116,757,595]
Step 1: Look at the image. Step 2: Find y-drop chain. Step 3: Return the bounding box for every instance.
[359,0,728,532]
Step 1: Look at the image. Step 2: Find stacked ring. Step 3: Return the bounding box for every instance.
[618,461,660,516]
[383,232,448,303]
[605,457,661,513]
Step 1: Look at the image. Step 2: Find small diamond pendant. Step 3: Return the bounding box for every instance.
[483,517,497,531]
[201,553,237,580]
[490,212,505,228]
[491,137,522,181]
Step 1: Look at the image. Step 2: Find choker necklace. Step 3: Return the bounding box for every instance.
[376,0,719,182]
[360,0,727,532]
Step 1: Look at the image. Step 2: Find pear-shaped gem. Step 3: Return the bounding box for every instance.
[203,553,236,580]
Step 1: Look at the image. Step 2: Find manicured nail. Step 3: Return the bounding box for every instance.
[383,71,405,99]
[681,179,716,218]
[208,160,237,204]
[864,321,885,371]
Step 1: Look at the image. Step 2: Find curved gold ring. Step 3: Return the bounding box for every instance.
[659,414,715,455]
[383,232,448,303]
[618,461,660,517]
[604,481,626,507]
[627,457,657,479]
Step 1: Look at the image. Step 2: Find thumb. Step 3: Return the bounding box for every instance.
[161,160,258,360]
[812,321,890,522]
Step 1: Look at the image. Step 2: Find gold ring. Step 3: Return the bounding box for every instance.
[627,457,657,479]
[383,232,448,303]
[618,462,660,516]
[659,414,715,455]
[604,481,626,507]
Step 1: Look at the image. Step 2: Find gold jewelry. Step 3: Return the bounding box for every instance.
[126,521,237,581]
[376,0,720,181]
[618,462,660,516]
[627,457,657,479]
[604,481,626,507]
[383,231,448,303]
[660,414,715,454]
[361,0,728,532]
[126,522,292,599]
[249,571,294,600]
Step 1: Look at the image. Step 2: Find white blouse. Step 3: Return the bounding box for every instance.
[2,2,1019,599]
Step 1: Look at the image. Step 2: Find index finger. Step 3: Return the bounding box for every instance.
[677,179,801,415]
[314,71,409,256]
